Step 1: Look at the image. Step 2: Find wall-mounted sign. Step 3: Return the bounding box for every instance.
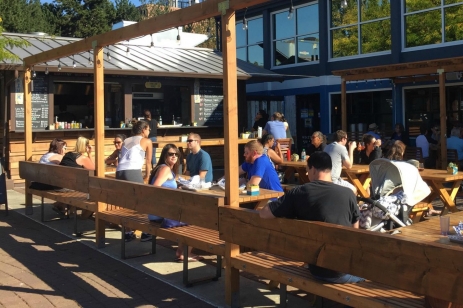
[145,82,162,89]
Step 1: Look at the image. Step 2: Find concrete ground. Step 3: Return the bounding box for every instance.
[1,189,312,308]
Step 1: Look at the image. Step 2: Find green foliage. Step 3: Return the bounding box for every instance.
[0,17,30,62]
[114,0,141,24]
[0,0,51,34]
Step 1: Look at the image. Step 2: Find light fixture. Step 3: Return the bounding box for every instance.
[176,27,181,43]
[45,64,49,75]
[107,50,111,61]
[57,60,62,71]
[32,66,36,78]
[72,55,76,68]
[341,0,348,9]
[126,46,131,56]
[150,34,154,48]
[206,27,211,37]
[88,55,93,66]
[288,0,294,19]
[242,7,248,30]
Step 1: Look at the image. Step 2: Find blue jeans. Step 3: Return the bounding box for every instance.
[313,273,365,284]
[150,137,157,165]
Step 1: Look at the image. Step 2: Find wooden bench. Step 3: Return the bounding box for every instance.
[219,207,429,307]
[89,176,225,286]
[19,161,95,236]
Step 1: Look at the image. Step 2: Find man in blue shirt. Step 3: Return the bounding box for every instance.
[185,133,213,183]
[239,140,283,192]
[447,128,463,165]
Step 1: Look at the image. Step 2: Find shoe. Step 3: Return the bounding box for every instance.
[140,233,152,242]
[175,255,205,262]
[124,232,135,242]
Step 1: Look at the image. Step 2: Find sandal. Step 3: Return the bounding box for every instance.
[51,205,67,215]
[175,255,205,262]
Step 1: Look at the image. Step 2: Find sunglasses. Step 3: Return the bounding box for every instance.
[168,152,179,157]
[186,139,196,143]
[114,141,122,145]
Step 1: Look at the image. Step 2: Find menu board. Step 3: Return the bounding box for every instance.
[15,75,49,130]
[194,79,223,126]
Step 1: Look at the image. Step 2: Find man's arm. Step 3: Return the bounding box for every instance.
[248,175,262,186]
[352,221,359,228]
[198,170,207,179]
[343,141,356,169]
[259,204,275,219]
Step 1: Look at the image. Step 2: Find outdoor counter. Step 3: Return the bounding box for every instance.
[7,126,224,186]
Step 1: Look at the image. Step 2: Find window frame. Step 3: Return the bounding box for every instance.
[270,2,320,69]
[236,15,264,67]
[327,0,392,61]
[402,1,463,52]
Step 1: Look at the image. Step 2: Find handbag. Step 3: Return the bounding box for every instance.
[160,218,187,228]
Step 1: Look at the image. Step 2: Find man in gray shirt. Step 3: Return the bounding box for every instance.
[324,130,356,193]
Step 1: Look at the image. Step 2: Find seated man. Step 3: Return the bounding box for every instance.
[259,152,363,284]
[185,133,213,183]
[447,127,463,166]
[307,131,326,156]
[323,130,356,193]
[239,140,283,192]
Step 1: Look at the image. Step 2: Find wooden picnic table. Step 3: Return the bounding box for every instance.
[341,165,371,198]
[278,160,309,184]
[419,169,463,214]
[153,138,254,148]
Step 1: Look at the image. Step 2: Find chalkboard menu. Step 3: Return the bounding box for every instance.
[194,79,223,126]
[15,74,49,130]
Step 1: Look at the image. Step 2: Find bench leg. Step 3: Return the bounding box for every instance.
[183,244,189,286]
[41,196,45,222]
[216,255,222,279]
[152,236,157,254]
[121,226,127,260]
[279,284,287,308]
[182,245,221,287]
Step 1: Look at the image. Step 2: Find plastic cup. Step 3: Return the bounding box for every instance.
[418,163,425,171]
[440,216,450,235]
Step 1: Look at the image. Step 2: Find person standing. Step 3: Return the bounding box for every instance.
[116,120,152,241]
[323,130,356,193]
[185,133,213,183]
[144,110,159,166]
[239,140,283,192]
[259,152,363,284]
[262,112,286,141]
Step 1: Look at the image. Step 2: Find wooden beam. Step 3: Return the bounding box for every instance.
[221,8,241,306]
[341,78,346,132]
[94,46,105,178]
[439,69,447,170]
[24,0,272,67]
[24,68,33,215]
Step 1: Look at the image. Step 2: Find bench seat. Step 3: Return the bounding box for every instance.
[232,251,425,308]
[28,188,96,212]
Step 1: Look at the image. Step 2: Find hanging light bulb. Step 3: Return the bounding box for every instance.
[57,61,62,71]
[88,55,93,65]
[107,50,111,61]
[176,27,181,44]
[150,34,154,48]
[72,55,76,68]
[206,27,211,37]
[126,46,131,56]
[32,66,36,78]
[341,0,347,9]
[242,7,248,30]
[45,64,49,75]
[288,0,294,19]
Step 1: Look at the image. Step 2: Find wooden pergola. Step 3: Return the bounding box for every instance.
[333,56,463,168]
[22,0,272,303]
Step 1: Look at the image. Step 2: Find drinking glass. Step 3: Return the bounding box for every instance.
[440,216,450,236]
[418,163,425,171]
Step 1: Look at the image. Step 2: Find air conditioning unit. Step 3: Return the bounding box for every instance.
[446,72,462,80]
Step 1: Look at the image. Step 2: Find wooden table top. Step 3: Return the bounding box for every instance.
[279,161,370,173]
[189,185,284,203]
[153,138,255,147]
[418,169,463,182]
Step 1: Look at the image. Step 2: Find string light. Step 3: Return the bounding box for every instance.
[32,66,36,78]
[126,46,131,56]
[45,63,49,75]
[242,7,248,30]
[150,34,154,48]
[176,27,181,43]
[341,0,347,9]
[57,60,62,71]
[288,0,294,19]
[72,55,76,68]
[88,55,93,66]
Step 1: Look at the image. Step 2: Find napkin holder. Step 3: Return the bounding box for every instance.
[247,185,260,196]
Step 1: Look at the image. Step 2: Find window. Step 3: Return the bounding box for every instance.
[272,3,319,67]
[404,0,463,48]
[236,17,264,67]
[329,0,391,58]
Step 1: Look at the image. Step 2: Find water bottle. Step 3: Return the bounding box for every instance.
[159,116,162,125]
[301,149,306,161]
[172,115,176,125]
[257,126,262,138]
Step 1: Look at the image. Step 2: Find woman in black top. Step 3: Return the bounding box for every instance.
[357,134,382,165]
[144,110,159,166]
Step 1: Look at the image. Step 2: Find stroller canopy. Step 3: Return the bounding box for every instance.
[369,159,431,206]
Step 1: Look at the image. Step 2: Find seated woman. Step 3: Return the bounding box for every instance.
[59,137,95,218]
[385,140,406,161]
[391,123,409,145]
[260,134,283,168]
[39,138,67,165]
[357,134,382,165]
[148,144,204,262]
[105,134,126,166]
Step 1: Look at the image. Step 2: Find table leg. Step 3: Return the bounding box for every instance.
[427,180,461,214]
[344,172,369,198]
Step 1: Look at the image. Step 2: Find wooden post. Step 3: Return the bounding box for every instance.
[438,69,447,169]
[24,68,33,215]
[222,8,240,307]
[341,78,347,132]
[93,44,106,248]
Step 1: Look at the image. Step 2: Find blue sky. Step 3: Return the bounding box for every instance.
[40,0,143,6]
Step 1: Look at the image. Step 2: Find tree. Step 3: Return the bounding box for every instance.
[0,0,52,34]
[113,0,141,24]
[0,17,30,62]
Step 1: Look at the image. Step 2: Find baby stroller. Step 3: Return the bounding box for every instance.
[358,159,431,231]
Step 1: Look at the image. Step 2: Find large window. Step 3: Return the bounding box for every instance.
[404,0,463,48]
[236,17,264,67]
[329,0,391,58]
[272,3,319,67]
